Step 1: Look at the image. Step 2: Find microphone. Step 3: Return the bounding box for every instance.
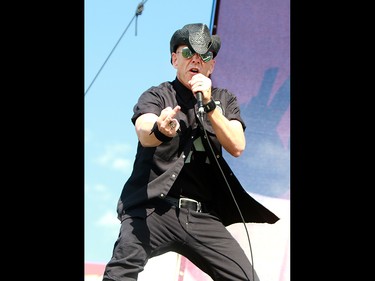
[196,91,204,116]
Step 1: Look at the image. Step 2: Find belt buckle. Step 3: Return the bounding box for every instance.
[179,197,202,212]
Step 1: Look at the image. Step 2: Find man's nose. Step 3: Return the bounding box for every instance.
[191,53,202,63]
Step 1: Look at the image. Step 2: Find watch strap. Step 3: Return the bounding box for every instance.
[203,99,216,113]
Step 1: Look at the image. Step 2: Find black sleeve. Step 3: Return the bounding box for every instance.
[131,87,165,125]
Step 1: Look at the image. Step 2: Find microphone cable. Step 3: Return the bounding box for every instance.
[196,109,255,281]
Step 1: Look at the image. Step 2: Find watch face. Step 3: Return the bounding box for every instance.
[214,100,224,115]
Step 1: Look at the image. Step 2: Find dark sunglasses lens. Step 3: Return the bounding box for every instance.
[181,47,212,62]
[181,47,193,59]
[200,51,213,62]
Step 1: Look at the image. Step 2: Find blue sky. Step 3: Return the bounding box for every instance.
[84,0,216,263]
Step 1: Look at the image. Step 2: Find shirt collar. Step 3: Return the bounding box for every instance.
[172,77,195,106]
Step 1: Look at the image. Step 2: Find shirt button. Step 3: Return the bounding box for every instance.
[172,174,176,178]
[160,193,165,198]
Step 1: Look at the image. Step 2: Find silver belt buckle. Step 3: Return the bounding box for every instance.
[179,197,202,212]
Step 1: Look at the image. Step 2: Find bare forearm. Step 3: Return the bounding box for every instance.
[135,106,181,147]
[135,113,162,147]
[207,109,246,157]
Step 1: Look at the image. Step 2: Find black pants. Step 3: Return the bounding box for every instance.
[102,200,260,281]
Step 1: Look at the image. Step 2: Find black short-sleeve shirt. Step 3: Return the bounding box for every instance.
[116,77,279,226]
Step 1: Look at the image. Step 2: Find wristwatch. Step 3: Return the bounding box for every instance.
[203,99,216,113]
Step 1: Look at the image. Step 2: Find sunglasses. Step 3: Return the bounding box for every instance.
[177,47,213,62]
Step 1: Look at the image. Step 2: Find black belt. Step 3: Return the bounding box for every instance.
[164,196,203,212]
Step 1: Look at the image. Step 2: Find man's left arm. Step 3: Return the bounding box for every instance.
[207,109,245,157]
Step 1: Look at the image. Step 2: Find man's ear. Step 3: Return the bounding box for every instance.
[207,59,216,76]
[171,53,178,69]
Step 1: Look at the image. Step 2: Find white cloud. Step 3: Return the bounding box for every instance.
[112,158,132,173]
[96,210,119,227]
[95,143,133,174]
[94,183,109,193]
